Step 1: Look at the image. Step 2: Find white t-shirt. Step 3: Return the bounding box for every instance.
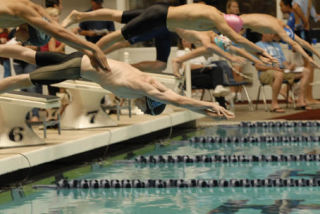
[176,49,207,65]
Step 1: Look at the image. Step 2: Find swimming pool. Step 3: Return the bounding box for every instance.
[1,122,320,214]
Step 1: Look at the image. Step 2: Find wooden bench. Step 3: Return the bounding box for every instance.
[0,91,60,148]
[52,80,120,129]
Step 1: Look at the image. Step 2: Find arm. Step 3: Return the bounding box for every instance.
[131,61,167,73]
[292,3,310,30]
[215,19,275,63]
[294,33,320,60]
[277,29,320,68]
[229,45,263,65]
[16,2,110,72]
[48,38,65,53]
[139,78,235,119]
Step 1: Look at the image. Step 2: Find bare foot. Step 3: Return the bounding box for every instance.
[306,99,320,105]
[172,60,182,78]
[62,10,80,28]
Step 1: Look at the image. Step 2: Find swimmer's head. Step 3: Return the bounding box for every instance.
[15,24,51,46]
[135,97,166,115]
[214,35,231,51]
[284,27,295,40]
[224,14,243,33]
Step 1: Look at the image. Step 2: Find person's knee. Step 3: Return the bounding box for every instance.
[274,70,284,80]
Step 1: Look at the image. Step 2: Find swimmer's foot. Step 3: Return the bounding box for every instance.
[172,60,182,78]
[62,10,81,28]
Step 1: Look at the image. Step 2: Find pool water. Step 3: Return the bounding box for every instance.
[1,124,320,214]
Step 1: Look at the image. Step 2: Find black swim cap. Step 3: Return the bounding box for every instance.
[27,25,51,46]
[144,97,166,115]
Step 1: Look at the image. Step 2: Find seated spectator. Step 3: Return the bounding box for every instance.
[174,38,230,108]
[255,33,311,112]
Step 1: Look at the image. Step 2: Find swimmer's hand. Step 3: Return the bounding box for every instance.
[310,60,320,69]
[89,49,111,72]
[207,103,235,119]
[259,51,279,65]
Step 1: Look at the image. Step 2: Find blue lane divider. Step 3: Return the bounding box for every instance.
[239,121,320,128]
[32,178,320,189]
[133,154,320,164]
[189,135,320,144]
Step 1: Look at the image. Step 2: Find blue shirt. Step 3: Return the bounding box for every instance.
[287,12,296,31]
[79,9,115,43]
[256,41,286,68]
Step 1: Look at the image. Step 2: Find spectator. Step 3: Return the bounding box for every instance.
[77,0,115,43]
[255,33,311,112]
[45,0,63,12]
[175,37,229,108]
[292,0,320,104]
[0,28,11,78]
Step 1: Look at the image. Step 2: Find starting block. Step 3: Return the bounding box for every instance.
[0,91,60,148]
[52,80,118,129]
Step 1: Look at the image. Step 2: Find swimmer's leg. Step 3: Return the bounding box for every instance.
[62,8,123,28]
[0,74,33,94]
[97,30,126,51]
[0,45,36,64]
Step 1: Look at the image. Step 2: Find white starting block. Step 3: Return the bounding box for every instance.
[52,80,118,129]
[0,91,60,148]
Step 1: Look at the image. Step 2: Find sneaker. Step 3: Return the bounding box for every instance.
[212,85,231,97]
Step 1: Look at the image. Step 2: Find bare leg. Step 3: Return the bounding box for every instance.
[0,74,34,94]
[296,68,310,107]
[97,31,127,51]
[305,63,320,104]
[271,71,284,111]
[62,9,123,28]
[0,45,36,64]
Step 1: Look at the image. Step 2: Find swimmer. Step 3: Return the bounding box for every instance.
[224,13,320,68]
[103,29,251,75]
[0,44,235,119]
[0,0,109,72]
[172,32,265,77]
[61,3,275,63]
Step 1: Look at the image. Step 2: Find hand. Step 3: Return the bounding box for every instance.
[208,103,235,119]
[260,51,278,65]
[90,48,111,72]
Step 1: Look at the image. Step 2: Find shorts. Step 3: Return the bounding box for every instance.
[121,3,169,41]
[259,70,296,85]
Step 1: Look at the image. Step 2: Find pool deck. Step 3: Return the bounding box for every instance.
[0,106,203,176]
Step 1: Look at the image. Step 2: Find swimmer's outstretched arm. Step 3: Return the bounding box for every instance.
[277,29,320,69]
[213,18,275,63]
[229,46,264,65]
[293,34,320,61]
[139,78,235,119]
[17,1,110,72]
[171,46,243,77]
[62,8,123,28]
